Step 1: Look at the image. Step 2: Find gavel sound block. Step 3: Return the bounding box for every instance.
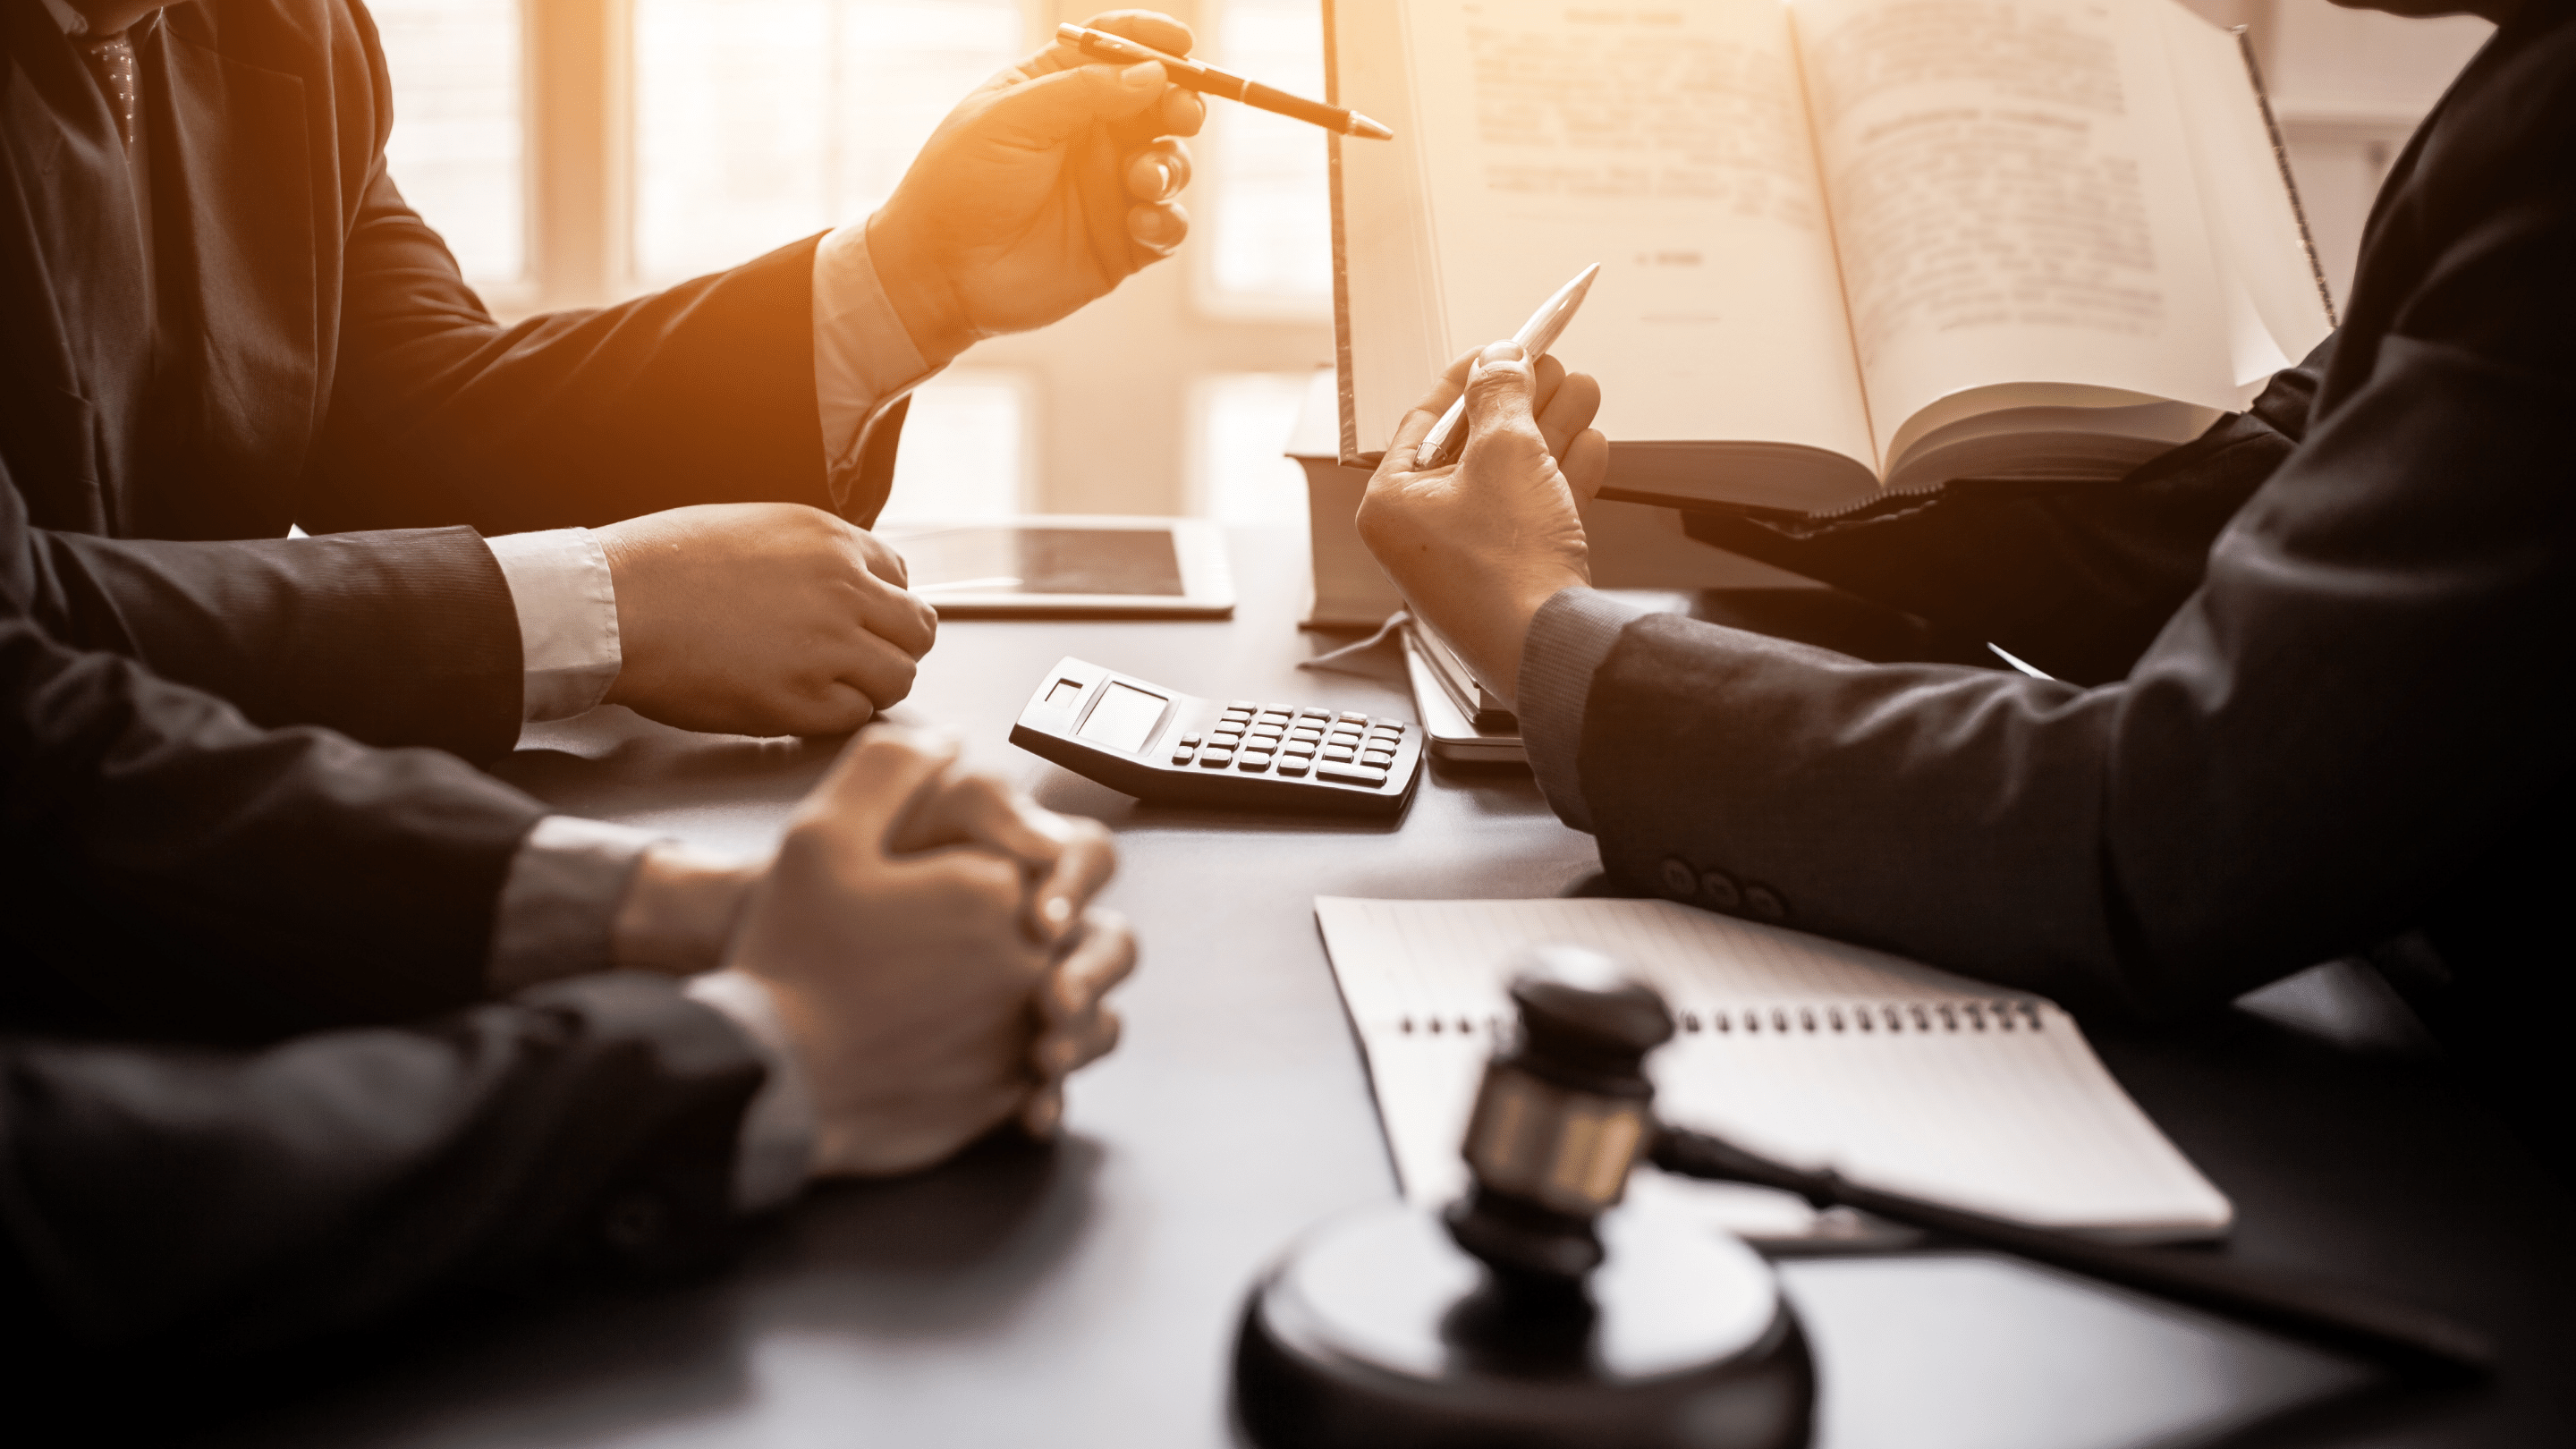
[1233,948,1815,1449]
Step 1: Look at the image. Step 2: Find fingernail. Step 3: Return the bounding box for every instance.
[1041,895,1074,936]
[1150,159,1174,196]
[1121,60,1161,89]
[1480,341,1525,364]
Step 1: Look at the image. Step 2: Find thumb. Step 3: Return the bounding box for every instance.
[983,60,1165,143]
[805,725,963,852]
[1462,341,1539,444]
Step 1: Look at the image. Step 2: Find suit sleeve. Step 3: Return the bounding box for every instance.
[1538,89,2576,1021]
[14,521,523,761]
[299,162,840,538]
[0,973,761,1373]
[2,463,550,1035]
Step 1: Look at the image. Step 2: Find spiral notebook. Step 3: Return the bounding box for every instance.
[1315,896,2233,1244]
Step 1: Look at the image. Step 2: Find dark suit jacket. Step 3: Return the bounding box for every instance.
[0,0,905,766]
[1551,0,2576,1164]
[3,453,762,1377]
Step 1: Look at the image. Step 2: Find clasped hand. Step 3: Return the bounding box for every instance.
[723,727,1131,1175]
[1358,343,1610,707]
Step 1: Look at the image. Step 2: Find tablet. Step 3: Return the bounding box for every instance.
[879,516,1236,619]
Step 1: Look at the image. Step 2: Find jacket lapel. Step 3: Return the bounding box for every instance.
[150,8,317,530]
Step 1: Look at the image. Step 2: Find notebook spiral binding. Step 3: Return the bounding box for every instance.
[1394,999,2046,1038]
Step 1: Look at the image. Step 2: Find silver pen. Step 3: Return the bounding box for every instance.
[1417,261,1601,470]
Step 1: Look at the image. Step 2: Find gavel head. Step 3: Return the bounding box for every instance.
[1445,945,1675,1286]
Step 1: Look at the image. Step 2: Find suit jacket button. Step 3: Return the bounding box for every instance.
[1699,870,1741,911]
[1660,857,1699,897]
[1743,885,1788,921]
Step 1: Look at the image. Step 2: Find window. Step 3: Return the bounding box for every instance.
[372,0,523,286]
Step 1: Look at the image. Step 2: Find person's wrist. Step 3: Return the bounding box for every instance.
[613,843,769,975]
[863,210,975,369]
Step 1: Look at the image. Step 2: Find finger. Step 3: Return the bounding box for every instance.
[1034,1005,1123,1079]
[1123,140,1191,202]
[1086,9,1196,56]
[1531,352,1566,419]
[1460,340,1540,450]
[849,527,911,589]
[807,724,960,842]
[1127,199,1188,258]
[1019,1083,1064,1140]
[1157,84,1206,138]
[1038,910,1139,1024]
[826,630,923,711]
[1381,350,1479,472]
[768,677,877,738]
[849,573,938,661]
[894,769,1069,871]
[1537,370,1603,461]
[1564,427,1611,501]
[985,58,1167,143]
[1030,823,1117,942]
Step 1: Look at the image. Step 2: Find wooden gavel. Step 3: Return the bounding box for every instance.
[1444,947,2491,1383]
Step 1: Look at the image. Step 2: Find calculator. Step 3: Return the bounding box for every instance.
[1008,657,1425,816]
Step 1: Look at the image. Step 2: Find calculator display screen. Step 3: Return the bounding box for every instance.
[1075,682,1168,753]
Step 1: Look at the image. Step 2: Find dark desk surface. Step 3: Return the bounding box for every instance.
[220,531,2572,1449]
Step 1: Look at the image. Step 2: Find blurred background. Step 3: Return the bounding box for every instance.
[372,0,2494,535]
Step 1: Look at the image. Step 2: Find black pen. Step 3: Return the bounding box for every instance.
[1055,23,1395,140]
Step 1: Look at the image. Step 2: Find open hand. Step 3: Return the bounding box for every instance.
[864,11,1206,364]
[1357,343,1610,707]
[724,727,1131,1176]
[596,503,936,737]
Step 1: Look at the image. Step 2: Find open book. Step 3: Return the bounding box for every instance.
[1328,0,2335,514]
[1315,896,2233,1242]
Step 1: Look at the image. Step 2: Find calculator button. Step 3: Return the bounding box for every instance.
[1178,733,1202,747]
[1375,722,1407,736]
[1249,724,1284,739]
[1296,709,1333,723]
[1322,747,1357,763]
[1336,711,1369,724]
[1275,755,1311,776]
[1288,727,1324,742]
[1318,762,1389,787]
[1170,748,1197,765]
[1360,750,1395,767]
[1367,724,1402,739]
[1198,750,1234,768]
[1237,753,1275,772]
[1209,730,1242,744]
[1258,706,1294,718]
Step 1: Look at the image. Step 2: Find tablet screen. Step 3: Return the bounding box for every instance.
[901,526,1185,598]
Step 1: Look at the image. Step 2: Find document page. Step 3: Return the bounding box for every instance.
[1367,0,1876,472]
[1794,0,2241,467]
[1316,896,2233,1241]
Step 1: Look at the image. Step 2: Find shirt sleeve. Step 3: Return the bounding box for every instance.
[485,529,622,721]
[488,819,814,1213]
[810,224,942,516]
[1515,588,1648,835]
[682,970,818,1214]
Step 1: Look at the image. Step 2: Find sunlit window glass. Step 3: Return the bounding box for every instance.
[372,0,524,284]
[1199,0,1331,315]
[633,0,1023,284]
[878,371,1034,522]
[1193,372,1314,526]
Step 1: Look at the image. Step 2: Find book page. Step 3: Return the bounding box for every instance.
[1350,0,1875,476]
[2158,4,2336,399]
[1316,896,2233,1241]
[1794,0,2242,469]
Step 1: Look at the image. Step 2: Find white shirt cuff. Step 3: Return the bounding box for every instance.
[488,815,663,993]
[683,970,818,1214]
[486,529,622,721]
[812,225,943,515]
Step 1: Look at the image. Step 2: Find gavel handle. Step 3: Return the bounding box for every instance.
[1648,1125,2492,1382]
